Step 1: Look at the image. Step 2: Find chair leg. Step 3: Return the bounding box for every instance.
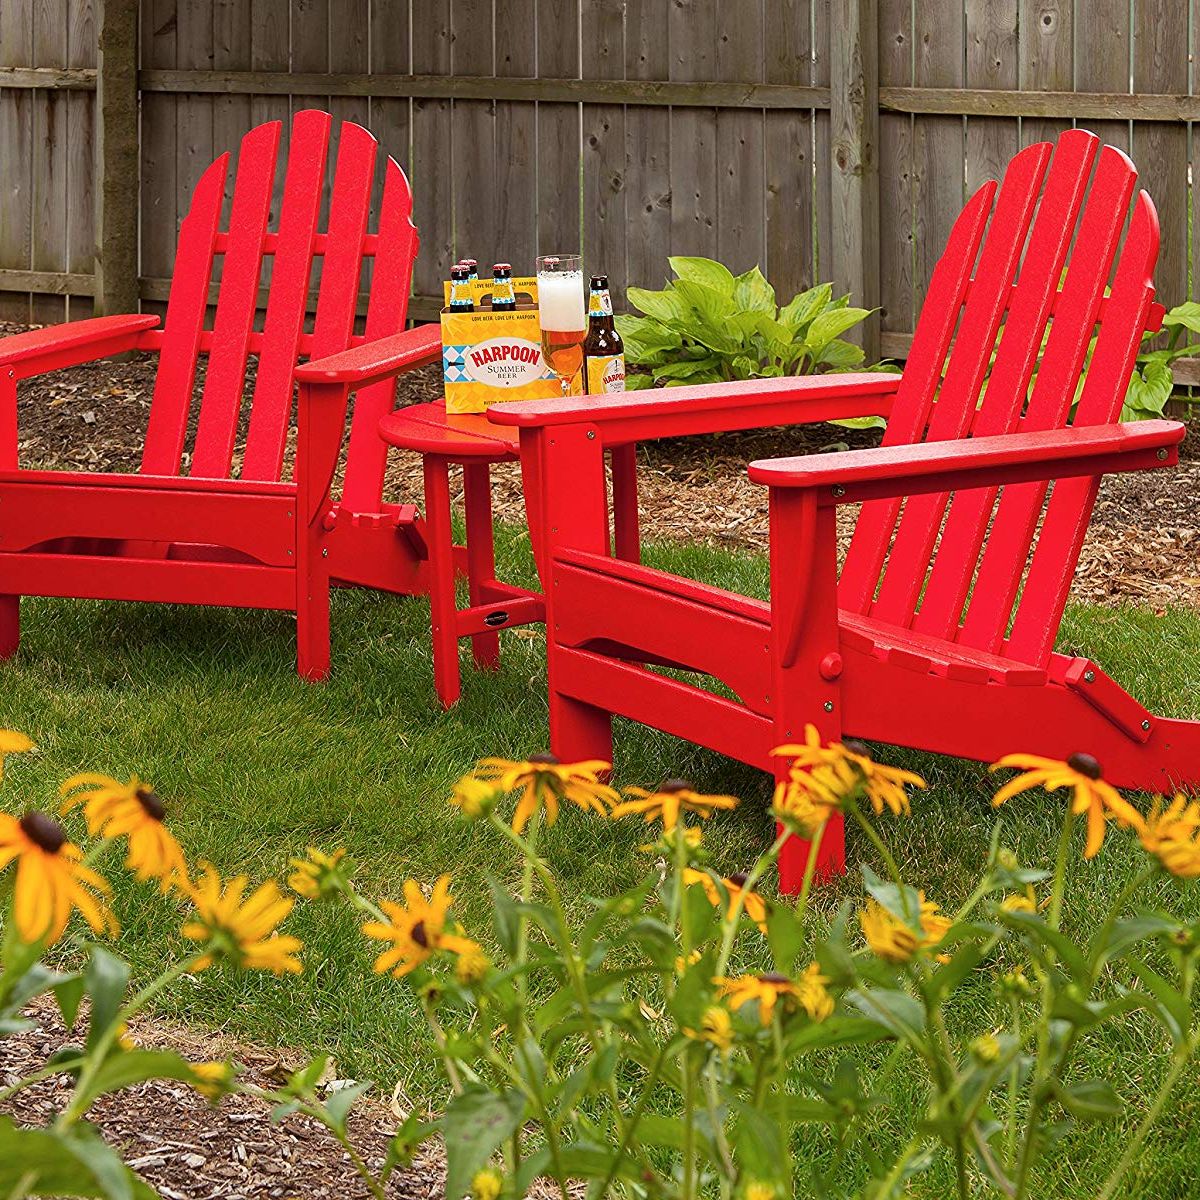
[776,813,846,895]
[550,690,614,765]
[0,595,20,660]
[462,462,500,672]
[424,456,462,708]
[296,570,331,682]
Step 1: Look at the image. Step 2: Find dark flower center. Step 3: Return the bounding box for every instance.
[728,872,749,888]
[136,787,166,822]
[843,739,871,759]
[758,972,791,986]
[20,811,66,854]
[659,778,693,794]
[411,920,429,948]
[528,752,560,766]
[1067,752,1103,780]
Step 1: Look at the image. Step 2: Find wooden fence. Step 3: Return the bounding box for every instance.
[2,0,1200,377]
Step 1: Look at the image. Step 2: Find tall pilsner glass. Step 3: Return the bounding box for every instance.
[536,254,586,396]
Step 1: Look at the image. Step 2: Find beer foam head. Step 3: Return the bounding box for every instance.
[537,270,586,331]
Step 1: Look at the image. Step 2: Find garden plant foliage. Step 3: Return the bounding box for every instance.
[2,731,1200,1198]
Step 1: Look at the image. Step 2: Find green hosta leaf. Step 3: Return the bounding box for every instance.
[733,265,776,313]
[1123,358,1173,418]
[1162,299,1200,335]
[442,1085,526,1200]
[671,279,740,347]
[806,307,874,356]
[84,946,130,1053]
[668,255,737,295]
[816,337,867,369]
[828,415,888,430]
[615,314,683,365]
[624,372,655,390]
[653,357,725,381]
[779,283,833,331]
[626,285,686,324]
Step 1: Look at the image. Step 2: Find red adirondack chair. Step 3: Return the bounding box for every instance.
[0,110,446,680]
[489,130,1200,891]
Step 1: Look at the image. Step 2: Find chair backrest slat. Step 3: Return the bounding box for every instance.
[866,142,1051,628]
[141,154,229,476]
[190,120,282,478]
[837,182,995,611]
[957,144,1140,653]
[341,155,418,513]
[239,110,333,481]
[913,130,1097,639]
[1004,191,1159,664]
[839,130,1160,669]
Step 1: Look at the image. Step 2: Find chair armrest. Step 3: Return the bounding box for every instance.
[0,314,160,380]
[488,372,900,444]
[748,420,1186,503]
[294,323,442,389]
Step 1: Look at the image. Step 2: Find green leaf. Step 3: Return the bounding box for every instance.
[779,283,833,331]
[623,372,655,390]
[732,1098,788,1185]
[1124,358,1173,418]
[828,414,887,431]
[1053,1078,1123,1122]
[626,285,686,324]
[733,265,776,313]
[1161,299,1200,335]
[846,987,925,1044]
[668,255,737,295]
[996,909,1088,983]
[324,1080,372,1135]
[807,307,873,355]
[816,337,867,369]
[1128,958,1191,1043]
[84,946,130,1053]
[78,1049,198,1110]
[0,1117,151,1199]
[767,903,807,974]
[614,314,683,365]
[653,357,725,380]
[783,1015,894,1055]
[485,874,519,957]
[442,1084,526,1200]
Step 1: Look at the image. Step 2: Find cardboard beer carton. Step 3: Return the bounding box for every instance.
[440,276,579,414]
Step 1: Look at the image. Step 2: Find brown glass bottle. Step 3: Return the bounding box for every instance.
[582,274,625,394]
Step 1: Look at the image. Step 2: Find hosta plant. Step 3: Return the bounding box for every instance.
[616,257,879,400]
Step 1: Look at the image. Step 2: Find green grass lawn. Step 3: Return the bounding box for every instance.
[2,524,1199,1197]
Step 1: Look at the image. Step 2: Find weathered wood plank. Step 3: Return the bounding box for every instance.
[495,0,537,279]
[829,0,879,354]
[139,0,178,317]
[812,0,832,279]
[451,0,496,268]
[66,0,95,318]
[0,268,94,294]
[964,0,1018,193]
[175,0,214,300]
[877,0,913,335]
[94,0,137,316]
[535,0,580,253]
[369,0,411,307]
[715,0,764,274]
[1133,0,1187,306]
[668,0,718,260]
[0,2,33,320]
[410,0,454,298]
[582,0,626,293]
[1075,0,1130,156]
[623,0,671,293]
[1017,0,1072,145]
[31,0,69,324]
[0,66,94,88]
[212,0,253,220]
[764,0,814,300]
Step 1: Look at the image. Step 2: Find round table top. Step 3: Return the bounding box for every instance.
[377,401,521,460]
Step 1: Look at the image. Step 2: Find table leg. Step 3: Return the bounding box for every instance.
[611,442,640,562]
[463,461,500,671]
[423,456,461,708]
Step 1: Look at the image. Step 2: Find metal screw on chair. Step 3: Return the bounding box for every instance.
[823,700,834,712]
[587,430,596,439]
[1142,719,1151,731]
[832,485,846,498]
[1083,669,1095,682]
[1157,448,1168,460]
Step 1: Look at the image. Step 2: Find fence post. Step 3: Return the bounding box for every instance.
[829,0,880,360]
[94,0,139,316]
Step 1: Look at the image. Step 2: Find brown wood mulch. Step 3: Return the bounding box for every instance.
[0,323,1196,1196]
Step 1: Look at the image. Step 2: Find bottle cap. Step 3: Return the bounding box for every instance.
[450,265,468,280]
[493,263,512,275]
[462,258,477,268]
[591,274,609,288]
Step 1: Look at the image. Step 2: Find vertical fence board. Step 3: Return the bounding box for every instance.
[0,2,33,321]
[1132,0,1187,306]
[812,0,832,279]
[623,0,670,293]
[877,0,913,334]
[140,0,178,311]
[32,0,69,324]
[764,0,814,300]
[716,0,765,274]
[451,0,496,267]
[66,0,95,318]
[964,0,1018,195]
[1076,0,1130,156]
[582,0,627,289]
[536,0,581,254]
[668,0,718,260]
[176,0,214,274]
[1018,0,1073,147]
[410,0,454,297]
[495,0,536,278]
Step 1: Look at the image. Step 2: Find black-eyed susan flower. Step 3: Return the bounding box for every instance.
[448,774,500,820]
[287,847,350,900]
[991,752,1144,859]
[841,741,927,817]
[362,874,477,977]
[684,1004,734,1052]
[682,867,768,932]
[0,729,33,780]
[454,940,491,985]
[771,725,850,772]
[181,865,302,974]
[1000,892,1036,914]
[1139,794,1200,878]
[771,776,839,836]
[612,779,738,830]
[475,754,619,834]
[59,772,188,892]
[190,1060,236,1103]
[717,968,831,1025]
[860,895,950,964]
[0,811,116,944]
[471,1167,504,1200]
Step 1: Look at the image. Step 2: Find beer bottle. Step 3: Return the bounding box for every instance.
[490,263,517,312]
[583,274,625,394]
[461,258,479,282]
[449,264,474,312]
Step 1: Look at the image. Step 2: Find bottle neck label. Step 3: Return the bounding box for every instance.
[589,288,613,318]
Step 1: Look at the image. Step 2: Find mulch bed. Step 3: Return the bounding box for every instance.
[4,320,1196,610]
